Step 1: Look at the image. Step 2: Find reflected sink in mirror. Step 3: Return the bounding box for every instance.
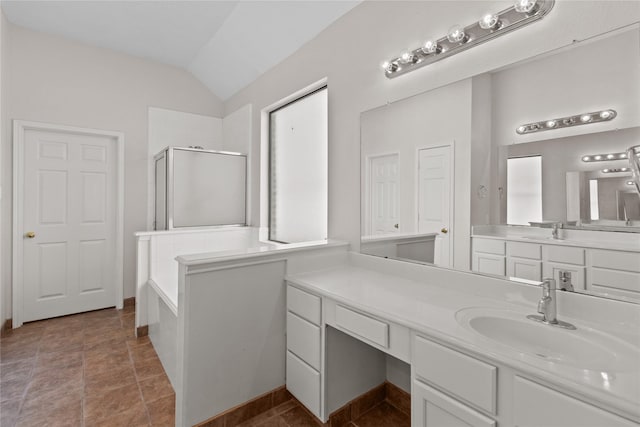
[456,307,640,372]
[520,236,564,241]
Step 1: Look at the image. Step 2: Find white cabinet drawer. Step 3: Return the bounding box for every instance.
[507,241,541,260]
[473,238,505,255]
[287,285,321,325]
[591,268,640,294]
[544,245,585,266]
[473,253,505,276]
[514,376,638,427]
[413,380,496,427]
[286,351,321,418]
[335,305,389,348]
[413,336,497,414]
[591,250,640,273]
[507,257,542,282]
[287,312,321,370]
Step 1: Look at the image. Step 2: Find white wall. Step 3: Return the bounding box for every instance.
[221,0,640,256]
[147,107,223,229]
[1,23,223,320]
[222,104,252,154]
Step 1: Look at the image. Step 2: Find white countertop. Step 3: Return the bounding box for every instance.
[286,261,640,420]
[472,224,640,252]
[176,240,348,266]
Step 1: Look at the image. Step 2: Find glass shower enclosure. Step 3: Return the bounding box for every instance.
[154,147,247,230]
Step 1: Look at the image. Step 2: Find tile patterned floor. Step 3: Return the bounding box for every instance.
[231,399,409,427]
[1,306,409,427]
[0,305,175,427]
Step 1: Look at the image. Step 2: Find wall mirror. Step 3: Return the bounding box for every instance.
[360,24,640,302]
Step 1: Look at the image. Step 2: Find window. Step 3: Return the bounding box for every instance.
[507,155,542,225]
[269,87,328,243]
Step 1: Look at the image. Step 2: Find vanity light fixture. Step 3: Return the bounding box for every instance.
[382,0,555,78]
[602,168,630,173]
[516,109,617,135]
[582,152,627,162]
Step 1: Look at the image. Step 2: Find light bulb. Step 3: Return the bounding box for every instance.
[546,120,557,128]
[580,114,592,123]
[422,40,440,54]
[479,14,500,30]
[606,154,615,159]
[594,155,602,160]
[517,126,527,134]
[620,153,627,159]
[600,110,612,119]
[447,25,467,43]
[603,169,610,173]
[514,0,538,13]
[382,61,398,73]
[621,167,629,172]
[627,181,635,186]
[582,156,591,162]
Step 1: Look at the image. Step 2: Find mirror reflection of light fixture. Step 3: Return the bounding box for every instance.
[516,109,617,135]
[602,168,630,173]
[382,0,554,79]
[582,152,627,162]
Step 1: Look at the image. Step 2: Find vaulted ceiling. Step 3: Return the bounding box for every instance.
[1,1,360,100]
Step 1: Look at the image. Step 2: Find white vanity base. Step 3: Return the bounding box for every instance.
[286,252,640,426]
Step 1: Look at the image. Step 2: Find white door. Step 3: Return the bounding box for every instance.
[418,146,452,267]
[21,128,118,322]
[370,154,399,234]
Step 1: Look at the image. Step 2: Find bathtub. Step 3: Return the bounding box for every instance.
[134,226,274,386]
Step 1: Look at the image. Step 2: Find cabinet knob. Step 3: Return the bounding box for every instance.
[441,228,448,234]
[25,231,36,238]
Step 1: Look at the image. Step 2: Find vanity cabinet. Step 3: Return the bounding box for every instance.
[412,380,496,427]
[588,249,640,300]
[286,285,323,418]
[412,335,498,426]
[506,242,542,281]
[513,376,637,427]
[472,237,638,299]
[472,238,506,276]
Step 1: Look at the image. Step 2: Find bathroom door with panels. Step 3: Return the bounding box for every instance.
[418,145,452,268]
[21,128,118,322]
[369,153,399,234]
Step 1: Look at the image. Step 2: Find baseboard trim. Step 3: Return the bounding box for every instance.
[195,385,292,427]
[1,318,13,335]
[193,380,410,427]
[123,297,135,307]
[136,325,149,337]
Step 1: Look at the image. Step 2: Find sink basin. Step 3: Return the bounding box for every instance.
[456,308,639,372]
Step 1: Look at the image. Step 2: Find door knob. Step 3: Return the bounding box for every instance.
[25,231,35,238]
[441,228,448,234]
[394,224,399,229]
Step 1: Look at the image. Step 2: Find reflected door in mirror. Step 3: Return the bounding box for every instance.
[418,146,452,267]
[370,154,399,234]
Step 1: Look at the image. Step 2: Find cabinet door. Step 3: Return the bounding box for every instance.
[473,253,506,276]
[412,380,496,427]
[507,257,542,281]
[543,262,586,290]
[514,376,637,427]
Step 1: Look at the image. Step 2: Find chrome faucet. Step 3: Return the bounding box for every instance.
[551,222,563,239]
[559,271,574,292]
[527,278,576,330]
